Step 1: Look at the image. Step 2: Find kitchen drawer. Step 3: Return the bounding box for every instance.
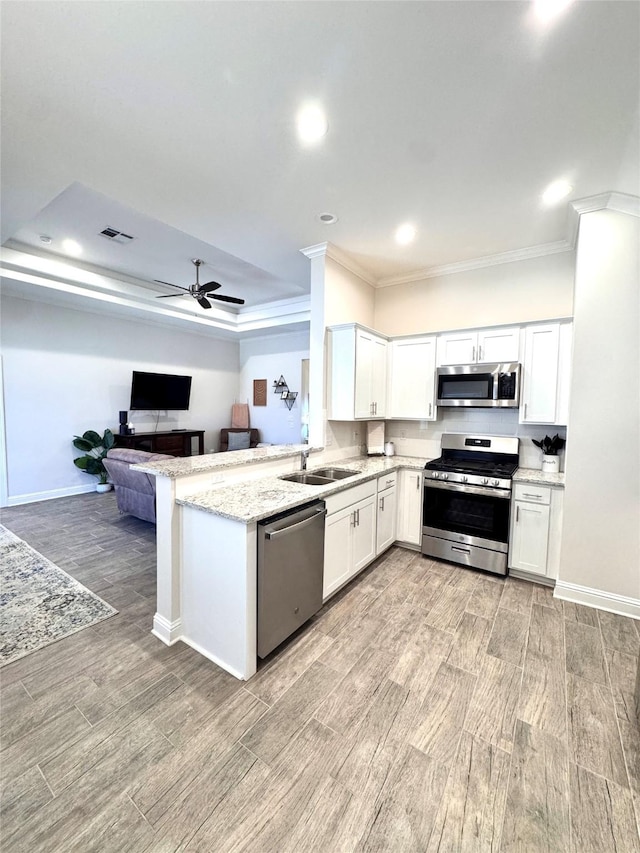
[324,479,376,516]
[513,482,551,505]
[377,472,397,492]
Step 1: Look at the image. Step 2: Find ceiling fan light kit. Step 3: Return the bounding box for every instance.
[154,259,244,309]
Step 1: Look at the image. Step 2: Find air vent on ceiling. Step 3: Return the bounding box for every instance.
[99,227,134,244]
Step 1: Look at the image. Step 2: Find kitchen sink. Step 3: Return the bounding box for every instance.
[311,467,360,480]
[280,472,334,486]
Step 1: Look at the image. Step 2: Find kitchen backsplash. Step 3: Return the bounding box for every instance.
[383,409,567,469]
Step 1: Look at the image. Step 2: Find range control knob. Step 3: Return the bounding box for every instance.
[482,477,489,485]
[461,475,468,483]
[432,471,439,479]
[492,478,500,486]
[442,473,449,480]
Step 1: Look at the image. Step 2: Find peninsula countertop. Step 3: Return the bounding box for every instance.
[176,455,429,523]
[131,443,319,478]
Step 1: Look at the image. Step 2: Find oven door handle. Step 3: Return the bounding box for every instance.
[423,479,511,499]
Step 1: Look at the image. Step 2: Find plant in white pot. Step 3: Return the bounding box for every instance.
[532,434,566,474]
[73,429,115,492]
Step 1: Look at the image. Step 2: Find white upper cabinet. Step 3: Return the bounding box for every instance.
[327,325,388,421]
[520,322,572,425]
[477,327,521,363]
[437,326,520,366]
[388,336,437,420]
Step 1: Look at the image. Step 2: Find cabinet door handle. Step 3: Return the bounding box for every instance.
[416,476,420,490]
[351,511,357,527]
[428,403,432,417]
[524,403,528,419]
[356,508,360,526]
[379,496,385,512]
[479,345,483,361]
[516,506,520,522]
[374,402,377,415]
[472,346,476,361]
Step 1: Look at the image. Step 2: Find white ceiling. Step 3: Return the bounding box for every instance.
[1,1,639,316]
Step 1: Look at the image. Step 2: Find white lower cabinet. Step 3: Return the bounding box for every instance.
[323,481,376,600]
[376,473,397,555]
[396,469,422,546]
[509,482,564,580]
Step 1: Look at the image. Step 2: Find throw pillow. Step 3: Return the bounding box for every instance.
[227,431,251,451]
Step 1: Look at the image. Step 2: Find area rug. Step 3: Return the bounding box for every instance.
[0,524,118,668]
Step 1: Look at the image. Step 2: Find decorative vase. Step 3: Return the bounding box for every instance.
[96,483,112,493]
[541,455,560,474]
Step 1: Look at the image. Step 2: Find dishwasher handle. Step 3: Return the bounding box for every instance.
[264,507,327,540]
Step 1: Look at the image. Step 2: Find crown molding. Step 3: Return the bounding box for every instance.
[300,241,376,286]
[570,191,640,219]
[376,240,574,288]
[300,242,329,260]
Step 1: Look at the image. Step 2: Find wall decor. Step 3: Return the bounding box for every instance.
[253,379,267,407]
[272,375,298,409]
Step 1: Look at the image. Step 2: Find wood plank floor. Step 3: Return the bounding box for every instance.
[1,492,639,852]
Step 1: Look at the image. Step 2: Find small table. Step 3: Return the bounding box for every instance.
[113,429,204,457]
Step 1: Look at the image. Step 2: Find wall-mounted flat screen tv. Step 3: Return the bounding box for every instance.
[130,371,192,410]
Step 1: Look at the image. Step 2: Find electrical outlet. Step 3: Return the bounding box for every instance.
[353,429,359,440]
[400,430,406,438]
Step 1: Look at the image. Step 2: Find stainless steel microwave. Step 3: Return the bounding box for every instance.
[436,363,521,408]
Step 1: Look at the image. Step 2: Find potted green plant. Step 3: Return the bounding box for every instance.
[73,429,115,492]
[532,434,565,474]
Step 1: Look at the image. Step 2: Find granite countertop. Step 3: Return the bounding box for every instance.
[131,443,320,478]
[177,455,429,523]
[514,467,565,487]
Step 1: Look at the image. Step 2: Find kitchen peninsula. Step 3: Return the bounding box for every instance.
[134,447,427,679]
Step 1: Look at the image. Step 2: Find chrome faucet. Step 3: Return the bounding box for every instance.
[301,449,310,470]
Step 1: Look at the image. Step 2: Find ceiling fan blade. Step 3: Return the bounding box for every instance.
[197,296,212,309]
[200,280,222,293]
[156,293,187,299]
[154,279,189,291]
[210,293,245,305]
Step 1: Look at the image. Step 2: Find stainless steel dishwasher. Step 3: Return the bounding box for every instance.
[257,501,326,658]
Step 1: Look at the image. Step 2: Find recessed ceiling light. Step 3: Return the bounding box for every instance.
[39,235,52,244]
[296,103,328,144]
[395,223,417,245]
[533,0,575,24]
[318,213,338,224]
[62,238,82,256]
[542,179,573,206]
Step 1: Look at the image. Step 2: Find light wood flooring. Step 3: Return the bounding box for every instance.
[1,492,639,852]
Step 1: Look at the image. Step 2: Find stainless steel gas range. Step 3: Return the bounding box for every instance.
[421,433,519,576]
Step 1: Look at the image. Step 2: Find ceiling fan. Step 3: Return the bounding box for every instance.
[154,259,245,309]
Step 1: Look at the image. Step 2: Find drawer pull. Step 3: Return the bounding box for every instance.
[522,492,542,499]
[451,545,471,554]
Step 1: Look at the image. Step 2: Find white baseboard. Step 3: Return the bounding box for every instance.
[152,613,183,645]
[179,635,251,681]
[554,580,640,620]
[5,483,96,507]
[509,568,554,588]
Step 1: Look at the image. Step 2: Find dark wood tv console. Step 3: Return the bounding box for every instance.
[113,429,205,457]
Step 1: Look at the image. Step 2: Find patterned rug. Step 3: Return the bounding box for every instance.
[0,524,118,667]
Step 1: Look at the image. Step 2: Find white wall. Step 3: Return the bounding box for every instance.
[0,295,239,503]
[374,251,575,336]
[324,257,376,328]
[559,208,640,604]
[238,331,309,445]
